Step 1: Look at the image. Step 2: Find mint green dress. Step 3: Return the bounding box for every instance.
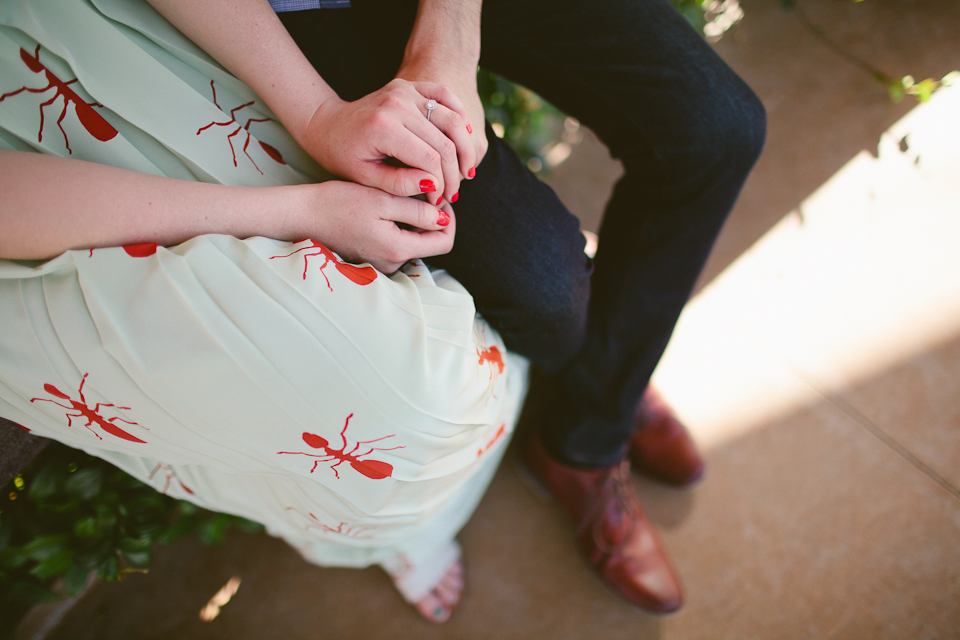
[0,0,527,569]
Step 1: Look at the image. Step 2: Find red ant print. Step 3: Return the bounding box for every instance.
[148,463,194,495]
[285,507,371,538]
[270,239,377,290]
[85,243,159,258]
[0,45,117,154]
[475,325,506,400]
[196,81,285,175]
[123,243,159,257]
[478,344,505,374]
[278,413,404,480]
[477,423,506,457]
[30,373,146,443]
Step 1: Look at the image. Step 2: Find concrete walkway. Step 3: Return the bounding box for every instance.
[31,0,960,638]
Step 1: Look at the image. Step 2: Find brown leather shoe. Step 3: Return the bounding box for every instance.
[523,434,684,613]
[630,387,705,487]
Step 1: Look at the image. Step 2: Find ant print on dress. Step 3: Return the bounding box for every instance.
[277,413,404,480]
[85,242,160,258]
[0,45,117,154]
[270,239,377,290]
[148,463,195,495]
[30,373,146,443]
[477,423,506,457]
[285,507,372,538]
[475,325,506,400]
[196,81,285,175]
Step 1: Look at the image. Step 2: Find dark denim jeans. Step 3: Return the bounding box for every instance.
[279,0,766,467]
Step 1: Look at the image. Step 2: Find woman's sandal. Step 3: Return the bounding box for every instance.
[380,540,465,623]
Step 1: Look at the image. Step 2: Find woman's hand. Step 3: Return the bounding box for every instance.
[305,180,455,274]
[302,79,476,207]
[396,67,488,174]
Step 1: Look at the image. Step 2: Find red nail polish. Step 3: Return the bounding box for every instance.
[437,211,450,227]
[435,196,444,206]
[451,191,459,203]
[468,166,476,179]
[419,179,436,193]
[466,124,473,134]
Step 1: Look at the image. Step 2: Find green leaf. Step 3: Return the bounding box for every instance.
[888,80,906,103]
[906,77,938,102]
[29,549,74,580]
[234,518,265,534]
[679,5,704,30]
[28,465,60,501]
[120,550,151,568]
[64,467,103,501]
[62,563,90,596]
[0,547,29,569]
[198,514,232,546]
[96,554,118,581]
[23,535,68,562]
[119,536,152,554]
[779,0,795,9]
[73,516,99,539]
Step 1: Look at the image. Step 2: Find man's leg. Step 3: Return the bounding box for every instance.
[279,0,765,613]
[478,0,767,467]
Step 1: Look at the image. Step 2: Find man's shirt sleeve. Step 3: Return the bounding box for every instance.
[267,0,351,12]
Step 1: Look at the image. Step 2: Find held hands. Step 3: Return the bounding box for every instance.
[288,5,486,272]
[303,79,476,206]
[396,63,488,174]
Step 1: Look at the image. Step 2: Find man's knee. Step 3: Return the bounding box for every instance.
[483,237,592,370]
[708,77,766,173]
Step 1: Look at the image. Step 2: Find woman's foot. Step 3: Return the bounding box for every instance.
[413,557,464,622]
[380,540,465,623]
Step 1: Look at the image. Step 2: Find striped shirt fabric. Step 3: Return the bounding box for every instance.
[267,0,350,11]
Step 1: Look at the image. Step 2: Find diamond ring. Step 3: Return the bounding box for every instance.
[425,99,437,122]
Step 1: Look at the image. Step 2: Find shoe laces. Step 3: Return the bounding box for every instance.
[579,460,641,554]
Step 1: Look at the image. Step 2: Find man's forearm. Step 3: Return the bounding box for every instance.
[403,0,483,75]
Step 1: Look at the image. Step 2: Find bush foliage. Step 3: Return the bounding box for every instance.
[0,443,262,637]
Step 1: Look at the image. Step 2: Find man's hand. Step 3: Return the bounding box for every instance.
[302,79,475,206]
[397,0,488,174]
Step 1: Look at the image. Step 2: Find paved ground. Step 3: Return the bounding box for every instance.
[23,0,960,638]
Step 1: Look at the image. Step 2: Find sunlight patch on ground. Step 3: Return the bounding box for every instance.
[652,82,960,450]
[199,576,242,622]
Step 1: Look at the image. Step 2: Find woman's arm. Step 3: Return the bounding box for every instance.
[0,150,453,272]
[145,0,474,205]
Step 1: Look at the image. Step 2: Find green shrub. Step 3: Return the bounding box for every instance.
[0,443,262,637]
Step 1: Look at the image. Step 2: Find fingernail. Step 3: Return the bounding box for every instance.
[468,166,476,179]
[435,195,443,206]
[451,191,459,203]
[419,179,436,193]
[466,124,473,134]
[437,210,450,227]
